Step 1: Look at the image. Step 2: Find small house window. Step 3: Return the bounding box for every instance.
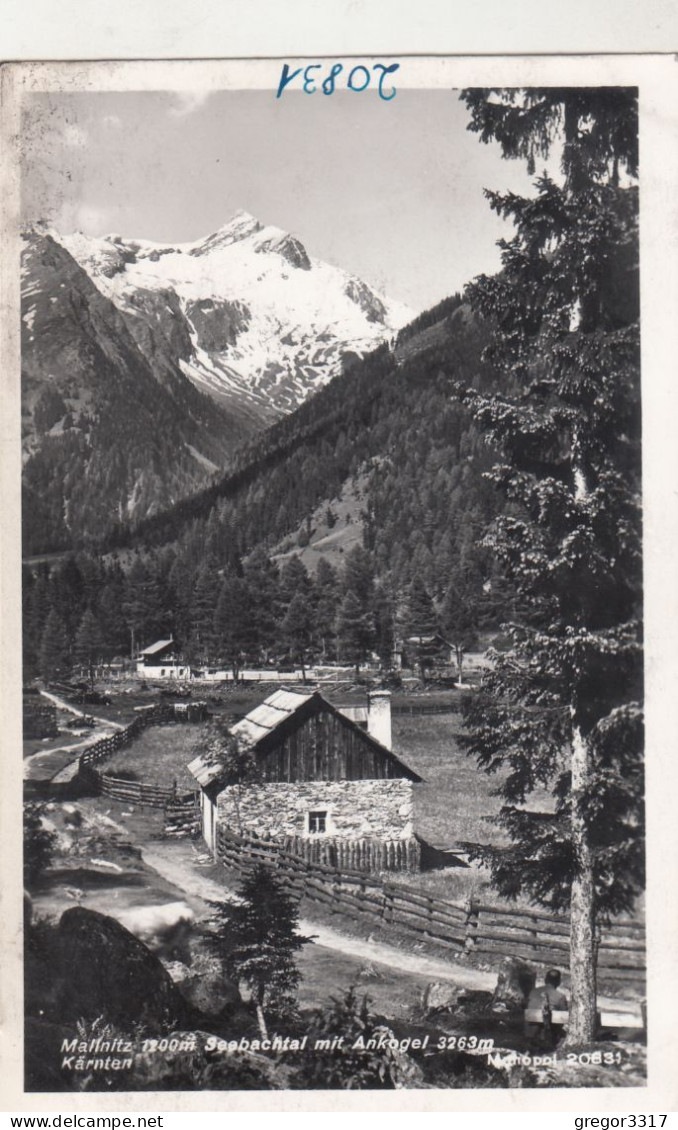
[308,810,327,835]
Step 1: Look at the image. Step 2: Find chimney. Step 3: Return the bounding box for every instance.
[366,689,392,750]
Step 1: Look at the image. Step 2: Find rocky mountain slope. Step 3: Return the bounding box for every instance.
[21,214,410,554]
[21,230,251,554]
[58,210,411,419]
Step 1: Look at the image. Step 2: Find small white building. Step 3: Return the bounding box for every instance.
[136,638,190,680]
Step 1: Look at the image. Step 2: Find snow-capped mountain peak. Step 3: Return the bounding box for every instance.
[187,210,263,256]
[50,211,413,416]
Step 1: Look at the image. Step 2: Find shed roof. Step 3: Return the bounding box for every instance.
[187,752,226,789]
[403,633,452,646]
[139,638,175,657]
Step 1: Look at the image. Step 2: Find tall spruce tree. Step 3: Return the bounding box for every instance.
[458,88,642,1043]
[313,557,339,660]
[441,574,480,687]
[405,575,439,682]
[210,864,313,1039]
[187,562,221,664]
[373,583,397,672]
[122,559,167,657]
[242,548,281,663]
[336,590,375,678]
[215,574,255,683]
[39,608,70,682]
[74,607,103,690]
[281,591,314,681]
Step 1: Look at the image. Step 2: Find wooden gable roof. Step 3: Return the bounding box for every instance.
[188,688,422,790]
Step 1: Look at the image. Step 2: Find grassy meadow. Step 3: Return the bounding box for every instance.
[100,722,205,792]
[392,712,512,849]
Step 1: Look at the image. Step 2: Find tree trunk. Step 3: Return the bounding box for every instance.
[565,724,598,1045]
[456,646,464,687]
[255,998,269,1040]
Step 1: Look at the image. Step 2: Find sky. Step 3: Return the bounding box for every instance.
[21,89,539,313]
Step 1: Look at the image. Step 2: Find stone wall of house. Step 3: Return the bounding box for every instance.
[216,778,415,842]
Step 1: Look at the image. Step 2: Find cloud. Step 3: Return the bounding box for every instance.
[168,91,213,118]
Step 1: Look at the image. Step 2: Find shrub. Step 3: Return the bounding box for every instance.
[24,803,58,885]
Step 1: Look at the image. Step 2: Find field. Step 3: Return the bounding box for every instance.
[389,713,556,903]
[393,713,505,848]
[100,722,205,793]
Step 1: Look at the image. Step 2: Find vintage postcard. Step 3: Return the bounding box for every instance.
[1,55,676,1111]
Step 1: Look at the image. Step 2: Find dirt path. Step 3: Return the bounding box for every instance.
[39,688,126,731]
[140,839,641,1016]
[142,841,494,988]
[24,690,126,782]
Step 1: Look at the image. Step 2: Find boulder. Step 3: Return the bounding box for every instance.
[58,906,190,1028]
[175,952,242,1019]
[492,957,536,1011]
[163,960,191,984]
[422,981,461,1015]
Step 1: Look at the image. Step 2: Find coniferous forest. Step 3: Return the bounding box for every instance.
[23,297,519,679]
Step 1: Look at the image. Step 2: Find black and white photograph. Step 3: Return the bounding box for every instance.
[3,55,671,1103]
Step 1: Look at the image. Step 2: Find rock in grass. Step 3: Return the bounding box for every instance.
[422,981,461,1015]
[492,957,536,1011]
[58,906,189,1028]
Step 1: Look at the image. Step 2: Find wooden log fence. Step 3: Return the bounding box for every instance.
[279,833,420,873]
[214,826,646,991]
[164,793,201,837]
[94,773,179,806]
[391,703,460,716]
[70,700,207,836]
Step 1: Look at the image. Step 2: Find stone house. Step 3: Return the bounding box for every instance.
[188,688,422,871]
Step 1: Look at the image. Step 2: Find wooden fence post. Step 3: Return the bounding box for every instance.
[465,896,479,951]
[332,869,342,916]
[382,884,394,926]
[426,894,434,938]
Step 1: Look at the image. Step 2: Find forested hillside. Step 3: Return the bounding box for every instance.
[23,292,520,678]
[107,296,503,584]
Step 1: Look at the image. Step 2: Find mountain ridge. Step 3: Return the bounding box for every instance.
[21,212,411,553]
[51,210,412,416]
